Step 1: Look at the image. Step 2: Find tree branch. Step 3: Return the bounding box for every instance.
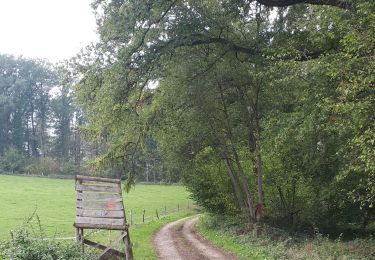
[190,38,258,55]
[188,36,336,61]
[256,0,352,10]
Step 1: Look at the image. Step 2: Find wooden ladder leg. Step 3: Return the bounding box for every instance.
[81,228,85,253]
[123,230,133,260]
[75,227,80,242]
[76,228,84,253]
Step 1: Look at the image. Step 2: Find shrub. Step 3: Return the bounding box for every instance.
[0,213,95,260]
[25,158,60,176]
[0,228,95,260]
[0,147,25,174]
[59,161,77,175]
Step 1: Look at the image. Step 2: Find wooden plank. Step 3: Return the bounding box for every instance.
[76,184,121,193]
[77,193,121,201]
[76,216,125,226]
[76,209,124,218]
[76,200,124,210]
[76,175,121,184]
[83,239,126,258]
[98,232,127,259]
[80,180,118,187]
[75,223,127,230]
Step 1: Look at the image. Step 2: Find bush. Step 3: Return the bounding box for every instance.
[0,213,95,260]
[184,147,240,215]
[59,161,77,175]
[0,147,25,174]
[25,158,60,176]
[0,229,94,260]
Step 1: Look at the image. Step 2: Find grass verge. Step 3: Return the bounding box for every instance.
[196,215,375,260]
[196,215,270,260]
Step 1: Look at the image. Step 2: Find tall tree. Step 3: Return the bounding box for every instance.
[0,55,56,157]
[75,0,374,227]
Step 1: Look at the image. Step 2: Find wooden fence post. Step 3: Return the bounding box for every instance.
[142,209,145,223]
[156,209,159,220]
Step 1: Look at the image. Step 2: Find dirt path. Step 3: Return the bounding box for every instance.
[153,216,237,260]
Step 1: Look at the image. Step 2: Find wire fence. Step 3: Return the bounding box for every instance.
[32,203,199,241]
[127,203,199,226]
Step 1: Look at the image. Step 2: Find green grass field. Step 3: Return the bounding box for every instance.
[0,175,193,240]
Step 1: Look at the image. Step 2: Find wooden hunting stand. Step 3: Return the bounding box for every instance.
[74,175,133,260]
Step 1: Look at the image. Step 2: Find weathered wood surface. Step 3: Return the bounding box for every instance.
[76,216,124,226]
[76,200,124,210]
[77,193,120,201]
[83,239,126,258]
[76,175,121,184]
[74,175,132,259]
[75,223,128,230]
[98,232,127,259]
[76,209,124,218]
[76,184,121,193]
[80,180,118,187]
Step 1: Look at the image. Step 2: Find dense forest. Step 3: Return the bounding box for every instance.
[0,55,162,181]
[1,0,374,236]
[0,56,83,175]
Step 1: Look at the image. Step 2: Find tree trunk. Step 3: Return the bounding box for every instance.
[39,90,47,158]
[74,112,82,169]
[30,105,39,157]
[146,161,149,182]
[25,122,31,157]
[223,152,246,211]
[254,114,264,207]
[219,83,255,220]
[253,13,265,219]
[234,152,256,220]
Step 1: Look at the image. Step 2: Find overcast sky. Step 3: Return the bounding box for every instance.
[0,0,99,63]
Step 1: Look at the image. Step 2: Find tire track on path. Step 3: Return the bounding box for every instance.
[153,215,237,260]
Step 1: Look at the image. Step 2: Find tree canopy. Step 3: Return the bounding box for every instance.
[72,0,374,231]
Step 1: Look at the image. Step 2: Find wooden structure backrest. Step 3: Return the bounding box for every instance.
[75,175,126,230]
[74,175,133,259]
